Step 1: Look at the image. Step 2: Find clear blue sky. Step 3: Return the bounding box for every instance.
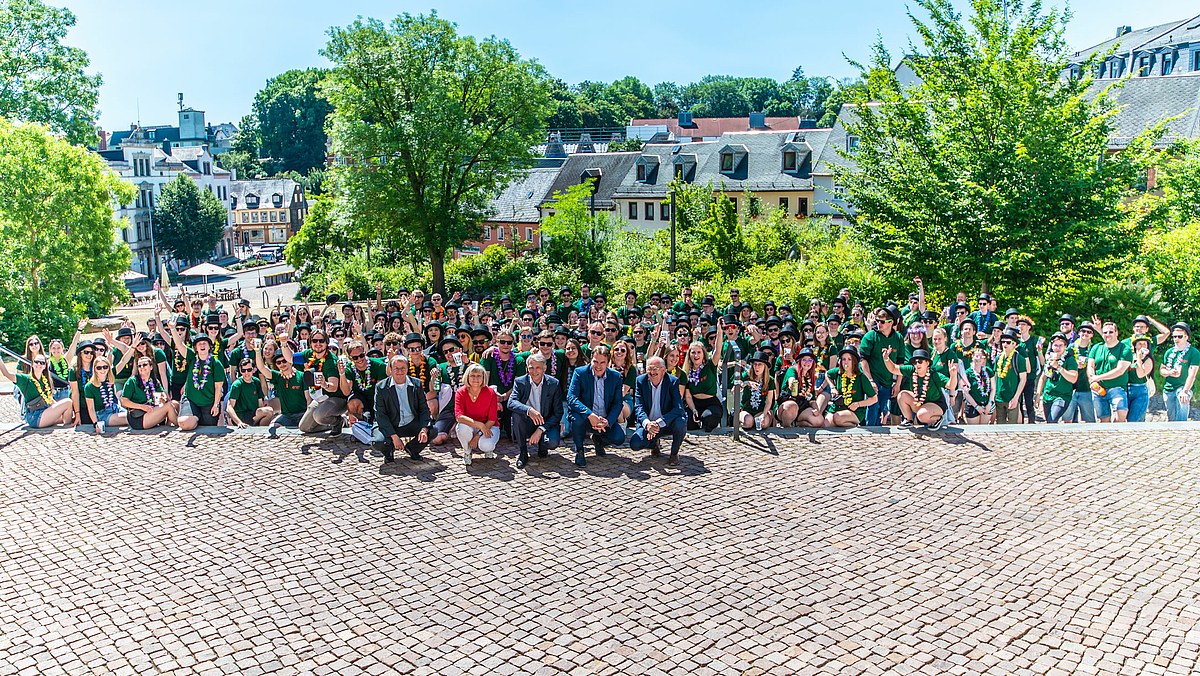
[66,0,1199,132]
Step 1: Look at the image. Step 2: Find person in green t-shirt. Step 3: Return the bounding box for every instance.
[682,319,726,431]
[1035,333,1079,423]
[121,356,178,430]
[1124,335,1157,423]
[0,352,75,428]
[256,347,309,426]
[739,352,776,429]
[173,332,228,431]
[82,354,129,432]
[881,348,948,429]
[960,347,994,425]
[226,357,274,427]
[858,309,903,425]
[825,348,877,428]
[1160,322,1199,421]
[993,330,1027,424]
[1087,322,1133,422]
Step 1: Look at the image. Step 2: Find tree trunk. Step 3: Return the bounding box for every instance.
[366,238,371,267]
[431,247,445,295]
[980,280,990,295]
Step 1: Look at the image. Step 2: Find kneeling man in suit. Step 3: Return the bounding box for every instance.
[565,345,625,467]
[372,355,431,462]
[507,352,564,468]
[630,356,688,465]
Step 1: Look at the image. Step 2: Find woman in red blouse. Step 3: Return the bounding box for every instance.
[454,362,499,465]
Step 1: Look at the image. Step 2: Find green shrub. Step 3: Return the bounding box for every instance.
[298,252,427,300]
[1139,222,1200,329]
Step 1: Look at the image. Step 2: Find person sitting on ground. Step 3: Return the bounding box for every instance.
[881,348,949,430]
[227,357,275,427]
[84,355,130,433]
[0,349,75,429]
[825,348,878,428]
[122,355,180,430]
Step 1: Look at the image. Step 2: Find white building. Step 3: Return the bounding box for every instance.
[98,107,236,276]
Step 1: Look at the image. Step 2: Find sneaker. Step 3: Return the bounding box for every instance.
[94,421,104,434]
[329,416,344,437]
[464,450,472,466]
[484,451,495,460]
[928,417,944,431]
[898,419,913,429]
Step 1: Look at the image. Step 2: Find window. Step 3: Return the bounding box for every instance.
[730,197,738,213]
[526,227,534,242]
[1139,56,1151,76]
[1194,51,1200,72]
[498,227,504,242]
[847,136,860,153]
[799,198,809,216]
[1163,55,1173,75]
[629,202,638,219]
[484,226,492,240]
[251,212,258,223]
[783,152,797,171]
[779,197,789,214]
[242,213,249,223]
[636,164,646,181]
[270,211,277,222]
[645,202,654,220]
[720,153,734,172]
[203,162,211,175]
[279,211,287,221]
[661,202,670,220]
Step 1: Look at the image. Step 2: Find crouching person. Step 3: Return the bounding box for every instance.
[507,352,563,468]
[630,356,688,465]
[371,355,431,463]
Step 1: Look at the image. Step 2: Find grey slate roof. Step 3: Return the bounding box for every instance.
[1071,21,1185,63]
[486,167,561,223]
[611,142,713,199]
[539,152,642,209]
[229,179,302,209]
[1088,73,1200,147]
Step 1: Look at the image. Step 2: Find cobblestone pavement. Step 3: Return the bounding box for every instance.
[2,427,1199,676]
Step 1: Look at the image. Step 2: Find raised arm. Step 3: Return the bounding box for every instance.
[879,347,902,377]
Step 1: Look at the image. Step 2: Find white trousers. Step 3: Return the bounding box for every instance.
[456,423,499,453]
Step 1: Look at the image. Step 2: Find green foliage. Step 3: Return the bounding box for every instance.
[215,149,262,181]
[152,175,227,265]
[539,182,618,283]
[1138,222,1200,329]
[836,0,1139,306]
[0,0,101,144]
[298,251,427,301]
[322,11,554,294]
[669,178,713,240]
[1123,134,1200,231]
[253,68,333,175]
[703,195,749,280]
[1028,279,1168,332]
[607,137,644,152]
[0,120,132,344]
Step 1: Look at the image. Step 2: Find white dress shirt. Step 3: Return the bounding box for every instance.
[393,378,414,427]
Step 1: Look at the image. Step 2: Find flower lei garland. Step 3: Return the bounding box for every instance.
[996,351,1014,380]
[968,365,991,399]
[140,374,158,403]
[840,371,857,408]
[31,373,54,404]
[497,352,516,388]
[1166,347,1187,372]
[688,366,703,385]
[49,356,70,380]
[410,357,430,389]
[304,351,326,373]
[913,371,932,404]
[173,349,186,373]
[192,357,212,391]
[444,362,466,389]
[352,363,374,391]
[545,351,558,377]
[99,381,117,410]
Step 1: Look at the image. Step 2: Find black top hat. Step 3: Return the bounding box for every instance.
[749,351,772,365]
[440,336,462,350]
[1172,321,1192,338]
[470,325,493,339]
[403,332,425,346]
[909,348,932,363]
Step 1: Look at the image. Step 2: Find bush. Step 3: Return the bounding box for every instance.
[298,252,428,300]
[1139,223,1200,329]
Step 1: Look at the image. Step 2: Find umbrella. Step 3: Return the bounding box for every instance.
[179,262,233,293]
[120,270,147,280]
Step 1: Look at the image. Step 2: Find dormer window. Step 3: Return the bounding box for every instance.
[673,154,697,183]
[783,152,796,171]
[847,136,860,153]
[1139,55,1151,76]
[717,144,748,175]
[1163,54,1173,75]
[246,194,259,209]
[720,153,734,172]
[634,155,659,183]
[780,142,809,174]
[272,194,283,208]
[636,165,646,181]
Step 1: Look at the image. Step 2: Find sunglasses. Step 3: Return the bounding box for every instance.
[604,328,616,333]
[33,359,46,365]
[538,341,553,347]
[311,338,326,344]
[240,368,255,373]
[632,331,644,336]
[384,342,399,347]
[406,345,423,351]
[589,330,602,336]
[497,340,514,345]
[95,366,110,371]
[81,350,95,357]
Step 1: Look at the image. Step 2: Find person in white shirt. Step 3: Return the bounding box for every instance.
[507,353,564,468]
[630,356,688,465]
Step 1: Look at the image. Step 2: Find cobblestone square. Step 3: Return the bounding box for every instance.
[2,426,1199,676]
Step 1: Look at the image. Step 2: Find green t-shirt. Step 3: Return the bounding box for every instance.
[895,364,947,402]
[482,352,526,394]
[346,357,389,397]
[1069,342,1094,392]
[931,348,954,385]
[859,329,903,388]
[14,372,54,410]
[228,377,264,419]
[183,350,228,406]
[961,364,993,404]
[1017,336,1041,375]
[683,362,719,398]
[740,376,774,415]
[121,375,163,406]
[438,359,471,392]
[826,366,876,422]
[167,345,189,385]
[1088,341,1133,391]
[993,349,1027,404]
[83,380,121,412]
[1041,350,1078,402]
[1119,337,1153,385]
[113,343,136,380]
[270,369,308,415]
[1162,345,1200,393]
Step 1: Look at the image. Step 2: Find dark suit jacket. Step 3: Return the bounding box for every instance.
[633,373,686,427]
[373,376,431,439]
[507,374,563,429]
[566,365,623,425]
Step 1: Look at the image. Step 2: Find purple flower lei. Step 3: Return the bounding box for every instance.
[498,351,516,387]
[192,357,211,390]
[688,366,702,385]
[100,382,116,410]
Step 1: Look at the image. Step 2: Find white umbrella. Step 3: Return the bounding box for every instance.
[179,262,233,293]
[120,270,147,280]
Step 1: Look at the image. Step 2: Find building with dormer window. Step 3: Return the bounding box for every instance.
[228,179,308,252]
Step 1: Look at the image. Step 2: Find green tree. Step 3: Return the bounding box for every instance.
[0,120,132,342]
[215,149,261,180]
[152,175,227,265]
[703,194,749,280]
[834,0,1138,303]
[322,12,553,294]
[0,0,101,145]
[539,181,617,283]
[253,68,333,175]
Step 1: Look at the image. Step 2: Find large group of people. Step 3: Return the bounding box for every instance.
[4,277,1197,467]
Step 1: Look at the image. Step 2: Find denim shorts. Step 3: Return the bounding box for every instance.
[24,407,46,428]
[1092,386,1127,419]
[94,406,123,425]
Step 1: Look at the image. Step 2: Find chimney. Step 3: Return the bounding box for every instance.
[1116,25,1131,38]
[577,133,595,154]
[799,119,818,129]
[749,112,766,129]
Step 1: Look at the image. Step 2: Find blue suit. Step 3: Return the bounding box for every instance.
[566,364,626,462]
[630,372,688,458]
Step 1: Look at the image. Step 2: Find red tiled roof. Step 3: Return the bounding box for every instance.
[631,116,801,139]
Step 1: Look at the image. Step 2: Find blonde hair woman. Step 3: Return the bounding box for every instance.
[84,355,128,433]
[454,362,499,465]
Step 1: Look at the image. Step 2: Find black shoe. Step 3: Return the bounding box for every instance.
[408,450,422,460]
[574,450,586,467]
[329,416,344,437]
[537,445,548,458]
[592,434,606,456]
[667,453,679,466]
[517,455,527,469]
[383,452,395,464]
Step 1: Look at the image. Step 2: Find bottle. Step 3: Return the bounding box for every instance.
[1091,381,1106,397]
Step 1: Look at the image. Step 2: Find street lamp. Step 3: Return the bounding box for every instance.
[669,189,676,273]
[580,168,602,217]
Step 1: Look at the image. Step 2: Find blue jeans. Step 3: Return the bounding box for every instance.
[1092,386,1128,420]
[1064,391,1096,423]
[1042,398,1069,424]
[24,407,46,427]
[1125,383,1149,423]
[865,379,892,426]
[630,417,688,457]
[1164,389,1191,421]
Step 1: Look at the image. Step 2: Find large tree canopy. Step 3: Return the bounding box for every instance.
[253,68,334,175]
[152,175,227,265]
[321,11,553,294]
[0,120,131,341]
[0,0,101,145]
[834,0,1140,302]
